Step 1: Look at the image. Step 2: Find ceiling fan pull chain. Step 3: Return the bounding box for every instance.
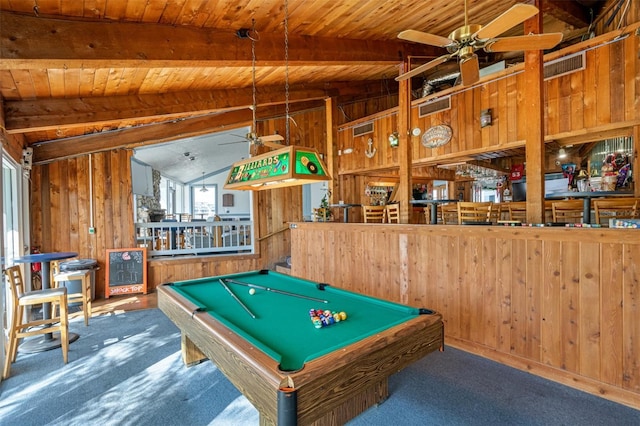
[284,0,290,145]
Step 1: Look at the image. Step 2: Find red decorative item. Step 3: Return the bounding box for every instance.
[30,247,41,272]
[510,164,524,181]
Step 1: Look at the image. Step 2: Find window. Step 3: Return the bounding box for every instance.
[192,184,217,219]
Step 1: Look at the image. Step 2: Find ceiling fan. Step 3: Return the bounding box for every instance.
[222,22,284,150]
[395,1,564,86]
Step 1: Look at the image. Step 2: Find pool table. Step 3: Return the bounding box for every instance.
[158,270,443,426]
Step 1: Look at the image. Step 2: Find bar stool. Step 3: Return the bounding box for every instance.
[50,260,93,326]
[3,265,69,379]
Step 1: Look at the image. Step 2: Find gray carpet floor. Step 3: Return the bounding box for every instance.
[1,308,638,426]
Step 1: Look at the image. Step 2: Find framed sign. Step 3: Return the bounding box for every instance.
[105,248,147,298]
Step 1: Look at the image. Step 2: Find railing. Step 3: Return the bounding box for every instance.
[135,220,254,257]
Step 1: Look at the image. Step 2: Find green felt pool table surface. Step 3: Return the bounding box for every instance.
[168,270,423,371]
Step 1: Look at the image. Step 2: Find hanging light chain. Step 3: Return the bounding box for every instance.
[284,0,290,144]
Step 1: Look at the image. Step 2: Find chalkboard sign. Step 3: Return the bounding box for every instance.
[105,248,147,298]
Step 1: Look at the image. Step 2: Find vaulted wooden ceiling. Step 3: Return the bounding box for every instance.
[0,0,605,164]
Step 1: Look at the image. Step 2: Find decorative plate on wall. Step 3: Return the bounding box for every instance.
[421,125,453,148]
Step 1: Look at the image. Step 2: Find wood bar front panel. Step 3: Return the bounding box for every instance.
[290,222,640,409]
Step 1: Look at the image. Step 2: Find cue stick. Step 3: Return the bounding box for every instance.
[223,278,328,303]
[218,279,256,318]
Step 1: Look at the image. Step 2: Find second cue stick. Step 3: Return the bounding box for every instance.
[218,279,256,318]
[223,278,328,303]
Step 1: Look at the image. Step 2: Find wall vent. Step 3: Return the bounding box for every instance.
[544,52,585,80]
[352,121,374,138]
[418,96,451,117]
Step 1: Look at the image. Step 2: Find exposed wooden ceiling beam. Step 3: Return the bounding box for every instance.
[543,0,596,28]
[0,13,432,70]
[6,79,396,133]
[31,100,325,164]
[5,86,331,133]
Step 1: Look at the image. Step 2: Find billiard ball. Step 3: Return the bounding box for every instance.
[249,288,256,295]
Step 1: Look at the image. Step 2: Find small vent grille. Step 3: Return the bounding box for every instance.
[352,122,374,137]
[544,52,585,80]
[418,96,451,117]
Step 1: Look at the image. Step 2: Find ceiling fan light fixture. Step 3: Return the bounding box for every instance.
[558,148,567,159]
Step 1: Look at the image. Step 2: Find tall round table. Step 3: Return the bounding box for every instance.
[12,251,79,353]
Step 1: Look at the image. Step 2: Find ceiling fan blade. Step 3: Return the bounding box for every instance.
[259,134,284,142]
[262,141,285,150]
[459,54,480,86]
[484,33,563,52]
[398,29,454,48]
[395,54,452,81]
[474,4,539,40]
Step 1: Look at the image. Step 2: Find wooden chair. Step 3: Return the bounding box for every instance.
[489,203,503,223]
[506,201,527,223]
[51,260,93,326]
[457,202,493,224]
[551,200,584,224]
[362,205,386,223]
[384,203,400,223]
[423,207,441,224]
[440,204,459,224]
[3,265,69,379]
[593,198,638,227]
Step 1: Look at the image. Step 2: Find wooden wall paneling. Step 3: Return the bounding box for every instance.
[506,74,518,143]
[622,243,640,392]
[92,152,109,295]
[595,46,612,126]
[609,38,626,123]
[569,70,585,131]
[583,48,598,129]
[446,234,461,340]
[541,240,563,368]
[67,159,80,251]
[487,81,499,147]
[622,32,639,122]
[525,238,542,361]
[580,241,602,381]
[482,236,498,349]
[514,72,527,143]
[560,241,580,373]
[496,237,513,354]
[558,74,573,134]
[510,237,527,358]
[600,243,624,387]
[545,77,559,136]
[497,77,508,144]
[76,158,91,258]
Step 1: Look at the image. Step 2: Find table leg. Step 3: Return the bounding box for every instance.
[343,208,349,223]
[583,198,591,224]
[430,204,438,224]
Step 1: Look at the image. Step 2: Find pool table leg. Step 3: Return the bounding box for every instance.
[181,334,207,366]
